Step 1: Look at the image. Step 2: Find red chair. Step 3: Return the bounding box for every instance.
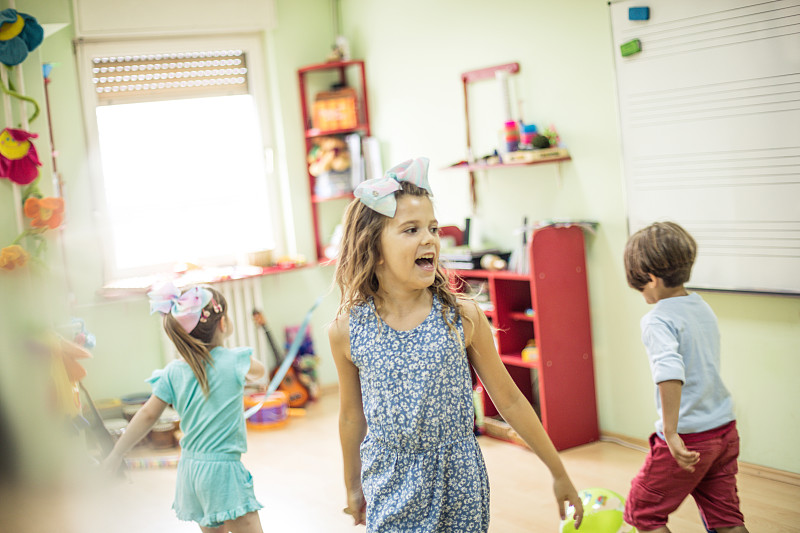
[439,225,464,246]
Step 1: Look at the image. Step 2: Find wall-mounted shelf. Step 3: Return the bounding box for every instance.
[458,62,572,204]
[445,155,571,172]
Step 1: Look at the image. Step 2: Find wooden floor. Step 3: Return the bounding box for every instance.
[7,391,799,532]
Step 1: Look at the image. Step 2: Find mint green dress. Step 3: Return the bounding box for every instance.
[147,346,263,527]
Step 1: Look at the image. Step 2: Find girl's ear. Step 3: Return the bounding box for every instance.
[218,316,229,334]
[647,273,661,287]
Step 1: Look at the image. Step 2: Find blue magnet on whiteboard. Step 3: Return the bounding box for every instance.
[629,7,650,20]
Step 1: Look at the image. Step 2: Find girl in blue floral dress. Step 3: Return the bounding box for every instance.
[103,283,266,533]
[329,158,584,532]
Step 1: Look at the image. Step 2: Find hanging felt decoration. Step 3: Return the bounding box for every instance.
[24,196,64,229]
[0,127,41,185]
[0,243,29,271]
[0,8,43,66]
[0,76,41,124]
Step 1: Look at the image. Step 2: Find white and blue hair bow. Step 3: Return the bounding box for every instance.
[148,282,213,333]
[353,157,433,217]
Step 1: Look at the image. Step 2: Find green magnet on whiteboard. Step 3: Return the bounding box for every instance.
[620,38,642,57]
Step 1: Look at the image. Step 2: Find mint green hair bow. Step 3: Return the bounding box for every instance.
[353,157,432,217]
[148,282,213,333]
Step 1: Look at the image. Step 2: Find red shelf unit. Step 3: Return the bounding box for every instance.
[297,60,371,261]
[451,225,599,451]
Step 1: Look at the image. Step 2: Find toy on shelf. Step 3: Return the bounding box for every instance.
[312,87,357,131]
[308,136,351,177]
[308,136,352,199]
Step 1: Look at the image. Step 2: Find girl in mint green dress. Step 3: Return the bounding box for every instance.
[103,283,266,533]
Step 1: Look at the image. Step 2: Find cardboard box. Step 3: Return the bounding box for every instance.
[312,88,357,131]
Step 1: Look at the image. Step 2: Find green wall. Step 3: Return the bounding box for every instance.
[337,0,800,473]
[2,0,797,474]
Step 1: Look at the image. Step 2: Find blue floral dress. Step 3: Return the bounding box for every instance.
[350,295,490,532]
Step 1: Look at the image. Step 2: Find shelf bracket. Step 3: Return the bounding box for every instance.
[461,62,521,210]
[556,161,563,188]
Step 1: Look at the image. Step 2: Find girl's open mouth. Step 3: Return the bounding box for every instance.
[415,254,435,268]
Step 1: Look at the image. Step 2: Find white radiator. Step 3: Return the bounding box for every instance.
[159,277,272,382]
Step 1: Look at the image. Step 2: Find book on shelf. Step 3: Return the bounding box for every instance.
[441,260,476,270]
[346,133,364,190]
[440,248,510,270]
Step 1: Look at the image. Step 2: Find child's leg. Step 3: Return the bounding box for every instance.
[624,434,700,531]
[199,525,227,533]
[691,423,746,531]
[225,510,263,533]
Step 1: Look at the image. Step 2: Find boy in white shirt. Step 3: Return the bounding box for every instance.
[622,221,748,533]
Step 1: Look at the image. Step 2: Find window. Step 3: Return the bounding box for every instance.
[77,37,280,282]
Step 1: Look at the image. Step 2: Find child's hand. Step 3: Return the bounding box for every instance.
[343,489,366,526]
[100,451,126,480]
[665,433,700,472]
[553,476,583,529]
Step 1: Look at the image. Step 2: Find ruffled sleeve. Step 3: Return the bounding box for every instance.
[146,367,175,405]
[233,346,254,386]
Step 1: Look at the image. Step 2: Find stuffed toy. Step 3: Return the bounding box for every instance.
[307,136,351,177]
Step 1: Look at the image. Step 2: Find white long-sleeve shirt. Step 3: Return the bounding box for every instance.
[641,292,735,435]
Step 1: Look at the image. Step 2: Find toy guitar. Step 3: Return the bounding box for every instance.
[252,309,309,408]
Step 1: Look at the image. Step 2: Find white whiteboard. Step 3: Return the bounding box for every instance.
[610,0,800,295]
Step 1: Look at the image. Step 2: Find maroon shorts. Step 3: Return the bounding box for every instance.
[624,421,744,531]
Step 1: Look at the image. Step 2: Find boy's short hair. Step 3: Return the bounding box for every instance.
[624,221,697,290]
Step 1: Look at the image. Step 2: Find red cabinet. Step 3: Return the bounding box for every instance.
[452,225,599,451]
[297,60,370,261]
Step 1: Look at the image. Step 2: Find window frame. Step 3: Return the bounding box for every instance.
[75,34,284,283]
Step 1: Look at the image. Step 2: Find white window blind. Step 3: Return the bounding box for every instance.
[92,50,248,105]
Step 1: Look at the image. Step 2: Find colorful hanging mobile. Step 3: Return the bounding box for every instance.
[0,243,28,270]
[24,196,64,229]
[0,8,43,66]
[0,9,60,274]
[0,127,42,185]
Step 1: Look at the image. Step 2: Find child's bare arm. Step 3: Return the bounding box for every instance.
[462,300,583,528]
[658,379,700,472]
[246,356,266,382]
[329,316,367,526]
[103,395,168,469]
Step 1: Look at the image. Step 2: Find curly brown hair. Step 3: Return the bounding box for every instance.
[624,221,697,291]
[333,181,464,341]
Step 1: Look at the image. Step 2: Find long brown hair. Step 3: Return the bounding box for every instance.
[333,181,465,341]
[162,286,227,396]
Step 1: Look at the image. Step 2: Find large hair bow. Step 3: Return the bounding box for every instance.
[147,282,212,333]
[353,157,432,217]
